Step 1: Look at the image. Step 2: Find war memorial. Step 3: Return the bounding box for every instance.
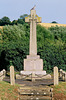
[20,8,47,76]
[0,7,66,100]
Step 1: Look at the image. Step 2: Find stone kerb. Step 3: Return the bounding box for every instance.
[0,69,6,81]
[60,69,66,82]
[54,66,59,85]
[10,66,15,85]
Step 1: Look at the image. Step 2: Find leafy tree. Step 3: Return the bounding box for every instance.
[11,20,18,25]
[20,14,28,19]
[0,14,28,26]
[1,16,11,26]
[0,19,2,26]
[0,24,29,71]
[17,19,24,24]
[51,21,58,23]
[49,26,66,42]
[17,14,28,25]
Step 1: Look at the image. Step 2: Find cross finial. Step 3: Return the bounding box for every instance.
[31,5,36,10]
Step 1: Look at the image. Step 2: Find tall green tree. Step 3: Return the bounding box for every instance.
[1,16,11,26]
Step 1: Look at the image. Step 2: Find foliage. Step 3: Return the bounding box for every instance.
[49,26,66,42]
[0,14,28,26]
[48,26,66,71]
[0,24,66,72]
[0,16,11,26]
[51,21,58,23]
[17,14,28,25]
[20,14,28,19]
[11,20,18,25]
[0,24,29,71]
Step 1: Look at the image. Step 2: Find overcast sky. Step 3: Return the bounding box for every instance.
[0,0,66,24]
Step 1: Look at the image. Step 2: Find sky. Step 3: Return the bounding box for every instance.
[0,0,66,24]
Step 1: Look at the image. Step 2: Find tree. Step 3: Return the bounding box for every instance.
[0,24,29,71]
[1,16,11,26]
[17,14,28,24]
[51,21,58,23]
[0,19,2,26]
[20,14,28,19]
[11,20,18,25]
[49,26,66,42]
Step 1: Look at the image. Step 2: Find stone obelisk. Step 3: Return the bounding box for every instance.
[21,8,46,75]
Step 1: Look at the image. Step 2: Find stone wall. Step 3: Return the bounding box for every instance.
[0,69,6,81]
[59,69,66,82]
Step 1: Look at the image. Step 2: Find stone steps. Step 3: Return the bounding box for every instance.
[18,86,53,100]
[19,95,53,99]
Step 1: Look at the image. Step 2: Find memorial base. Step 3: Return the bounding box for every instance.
[24,55,43,71]
[20,71,46,75]
[20,55,46,75]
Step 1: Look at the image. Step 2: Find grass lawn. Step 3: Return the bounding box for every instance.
[51,82,66,100]
[0,81,19,100]
[0,81,66,100]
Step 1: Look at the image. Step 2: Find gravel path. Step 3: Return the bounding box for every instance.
[3,76,54,86]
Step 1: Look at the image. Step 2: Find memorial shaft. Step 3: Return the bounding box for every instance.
[25,9,41,55]
[30,15,37,55]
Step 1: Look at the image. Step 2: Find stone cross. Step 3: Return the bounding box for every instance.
[10,66,15,85]
[23,9,45,74]
[25,9,41,55]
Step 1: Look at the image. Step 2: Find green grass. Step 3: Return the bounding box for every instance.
[51,82,66,100]
[0,81,19,100]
